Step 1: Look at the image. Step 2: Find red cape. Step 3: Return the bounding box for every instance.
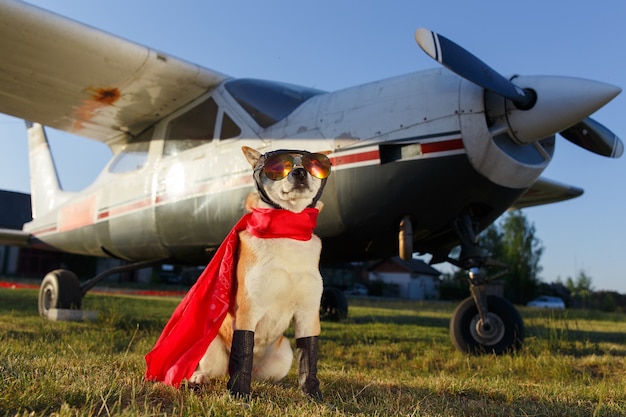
[144,207,319,387]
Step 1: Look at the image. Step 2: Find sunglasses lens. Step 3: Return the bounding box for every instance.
[304,154,331,179]
[262,152,331,181]
[263,154,293,180]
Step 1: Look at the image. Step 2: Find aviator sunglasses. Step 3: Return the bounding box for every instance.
[262,152,331,181]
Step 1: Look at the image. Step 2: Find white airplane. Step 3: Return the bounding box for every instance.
[0,0,621,354]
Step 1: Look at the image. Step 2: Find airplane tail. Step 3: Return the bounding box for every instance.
[26,122,71,218]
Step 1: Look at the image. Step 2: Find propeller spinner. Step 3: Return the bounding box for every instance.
[415,28,623,158]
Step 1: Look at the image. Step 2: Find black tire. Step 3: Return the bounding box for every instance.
[38,269,82,317]
[320,287,348,321]
[450,295,524,355]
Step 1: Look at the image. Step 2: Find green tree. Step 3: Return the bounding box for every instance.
[479,223,505,262]
[478,210,543,304]
[501,210,543,303]
[566,270,593,308]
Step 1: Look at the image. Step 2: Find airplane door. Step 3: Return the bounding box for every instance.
[154,94,262,263]
[99,134,169,260]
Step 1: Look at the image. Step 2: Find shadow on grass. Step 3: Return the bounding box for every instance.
[320,373,604,417]
[527,325,626,357]
[348,313,450,328]
[0,288,40,314]
[524,309,626,356]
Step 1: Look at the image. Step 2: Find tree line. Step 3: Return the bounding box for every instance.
[440,210,624,312]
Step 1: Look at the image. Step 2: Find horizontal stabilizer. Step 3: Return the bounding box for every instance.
[0,228,32,246]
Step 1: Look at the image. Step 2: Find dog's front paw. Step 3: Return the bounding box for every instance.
[227,330,255,398]
[296,336,323,401]
[189,372,210,385]
[304,383,323,401]
[227,374,251,398]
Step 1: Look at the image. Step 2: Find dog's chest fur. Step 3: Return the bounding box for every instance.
[234,230,323,343]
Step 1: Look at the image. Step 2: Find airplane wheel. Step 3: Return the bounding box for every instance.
[450,295,524,355]
[320,287,348,321]
[38,269,82,317]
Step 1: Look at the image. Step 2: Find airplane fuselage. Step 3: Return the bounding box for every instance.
[24,69,552,265]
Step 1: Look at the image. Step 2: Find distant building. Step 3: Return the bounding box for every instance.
[0,190,32,277]
[368,257,441,300]
[0,190,31,230]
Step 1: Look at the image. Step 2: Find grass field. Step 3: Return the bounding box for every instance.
[1,288,626,416]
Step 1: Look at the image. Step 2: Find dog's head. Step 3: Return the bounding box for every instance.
[242,146,331,213]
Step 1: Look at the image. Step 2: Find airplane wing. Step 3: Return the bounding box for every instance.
[0,0,229,150]
[510,177,584,209]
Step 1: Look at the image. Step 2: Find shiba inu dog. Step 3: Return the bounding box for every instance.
[189,146,331,399]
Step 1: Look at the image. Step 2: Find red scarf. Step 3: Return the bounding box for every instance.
[144,207,319,387]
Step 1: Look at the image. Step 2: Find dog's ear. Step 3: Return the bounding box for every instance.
[241,146,262,167]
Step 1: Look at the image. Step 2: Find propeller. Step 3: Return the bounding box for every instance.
[415,28,623,158]
[560,117,623,158]
[415,28,536,110]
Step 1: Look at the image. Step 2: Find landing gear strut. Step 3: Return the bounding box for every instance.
[37,259,164,319]
[447,211,524,354]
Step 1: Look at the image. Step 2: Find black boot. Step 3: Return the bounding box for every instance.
[227,330,255,398]
[296,336,323,400]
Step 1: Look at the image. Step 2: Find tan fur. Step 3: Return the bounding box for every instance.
[190,146,325,385]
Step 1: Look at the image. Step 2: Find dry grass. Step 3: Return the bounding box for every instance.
[1,288,626,416]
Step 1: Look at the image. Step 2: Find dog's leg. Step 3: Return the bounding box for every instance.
[296,336,322,400]
[227,329,255,398]
[253,335,293,381]
[190,336,229,383]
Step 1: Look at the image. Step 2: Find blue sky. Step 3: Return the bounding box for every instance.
[1,0,625,292]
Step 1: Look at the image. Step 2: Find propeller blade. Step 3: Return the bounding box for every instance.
[415,28,536,109]
[560,117,623,158]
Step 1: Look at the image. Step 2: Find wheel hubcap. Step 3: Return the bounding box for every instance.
[469,312,505,346]
[42,286,54,312]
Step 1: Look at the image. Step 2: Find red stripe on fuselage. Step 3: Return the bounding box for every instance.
[32,225,57,235]
[97,197,153,220]
[421,138,464,154]
[32,138,465,236]
[330,149,380,166]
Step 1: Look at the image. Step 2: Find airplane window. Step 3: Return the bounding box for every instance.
[109,140,150,173]
[224,79,324,128]
[164,97,218,156]
[220,112,242,139]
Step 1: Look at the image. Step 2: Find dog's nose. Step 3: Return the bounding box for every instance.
[291,167,308,181]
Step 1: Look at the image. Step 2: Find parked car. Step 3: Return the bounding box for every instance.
[527,295,565,309]
[344,284,368,296]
